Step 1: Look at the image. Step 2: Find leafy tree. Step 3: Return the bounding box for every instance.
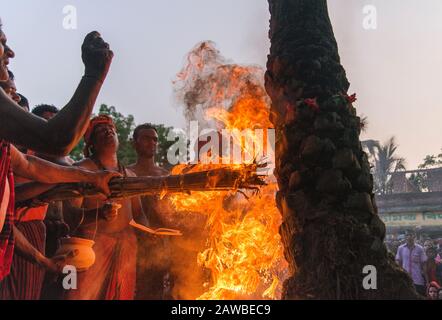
[418,150,442,169]
[363,137,406,195]
[70,104,178,167]
[70,139,85,162]
[407,149,442,192]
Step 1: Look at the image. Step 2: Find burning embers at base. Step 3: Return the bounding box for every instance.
[169,41,288,300]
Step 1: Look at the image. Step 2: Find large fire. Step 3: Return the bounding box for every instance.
[170,41,288,300]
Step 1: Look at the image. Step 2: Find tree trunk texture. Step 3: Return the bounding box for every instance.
[265,0,418,299]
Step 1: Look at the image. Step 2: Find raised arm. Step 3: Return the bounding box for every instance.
[10,145,120,195]
[0,31,113,155]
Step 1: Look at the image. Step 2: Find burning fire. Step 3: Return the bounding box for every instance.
[171,41,288,300]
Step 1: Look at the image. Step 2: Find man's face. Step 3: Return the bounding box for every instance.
[135,128,158,158]
[92,123,119,152]
[406,233,415,245]
[0,31,15,82]
[0,77,20,103]
[41,111,57,121]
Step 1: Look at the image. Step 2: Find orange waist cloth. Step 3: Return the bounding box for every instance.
[16,205,48,223]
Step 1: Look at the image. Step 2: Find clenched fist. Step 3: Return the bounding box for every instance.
[82,31,114,83]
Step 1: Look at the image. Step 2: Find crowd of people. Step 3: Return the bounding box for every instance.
[0,21,178,300]
[3,18,442,301]
[389,229,442,300]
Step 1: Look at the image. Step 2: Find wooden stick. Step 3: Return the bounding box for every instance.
[25,165,267,205]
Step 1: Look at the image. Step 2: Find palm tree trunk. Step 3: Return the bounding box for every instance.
[265,0,418,299]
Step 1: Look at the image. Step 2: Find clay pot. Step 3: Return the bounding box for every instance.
[55,237,96,272]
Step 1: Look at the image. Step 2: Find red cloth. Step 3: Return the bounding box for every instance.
[0,140,15,281]
[16,205,48,223]
[0,221,46,299]
[63,228,137,300]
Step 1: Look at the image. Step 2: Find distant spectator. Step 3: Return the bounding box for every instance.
[31,104,58,120]
[396,229,428,296]
[391,240,400,256]
[17,93,29,111]
[437,239,442,262]
[424,245,440,285]
[438,288,442,300]
[424,240,434,252]
[427,281,440,300]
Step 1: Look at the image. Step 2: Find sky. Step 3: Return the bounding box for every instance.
[2,0,442,168]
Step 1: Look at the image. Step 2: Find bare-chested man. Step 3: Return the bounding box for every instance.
[128,124,175,299]
[0,140,119,289]
[0,25,113,155]
[0,21,113,281]
[0,74,119,292]
[0,74,78,298]
[129,124,169,178]
[63,115,149,300]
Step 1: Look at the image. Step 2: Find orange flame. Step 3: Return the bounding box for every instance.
[172,41,288,300]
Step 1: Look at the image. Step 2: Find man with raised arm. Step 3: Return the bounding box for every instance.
[0,20,113,282]
[0,26,113,155]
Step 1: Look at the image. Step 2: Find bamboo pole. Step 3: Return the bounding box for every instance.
[26,165,267,204]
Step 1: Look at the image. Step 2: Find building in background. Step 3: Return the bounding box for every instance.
[377,168,442,241]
